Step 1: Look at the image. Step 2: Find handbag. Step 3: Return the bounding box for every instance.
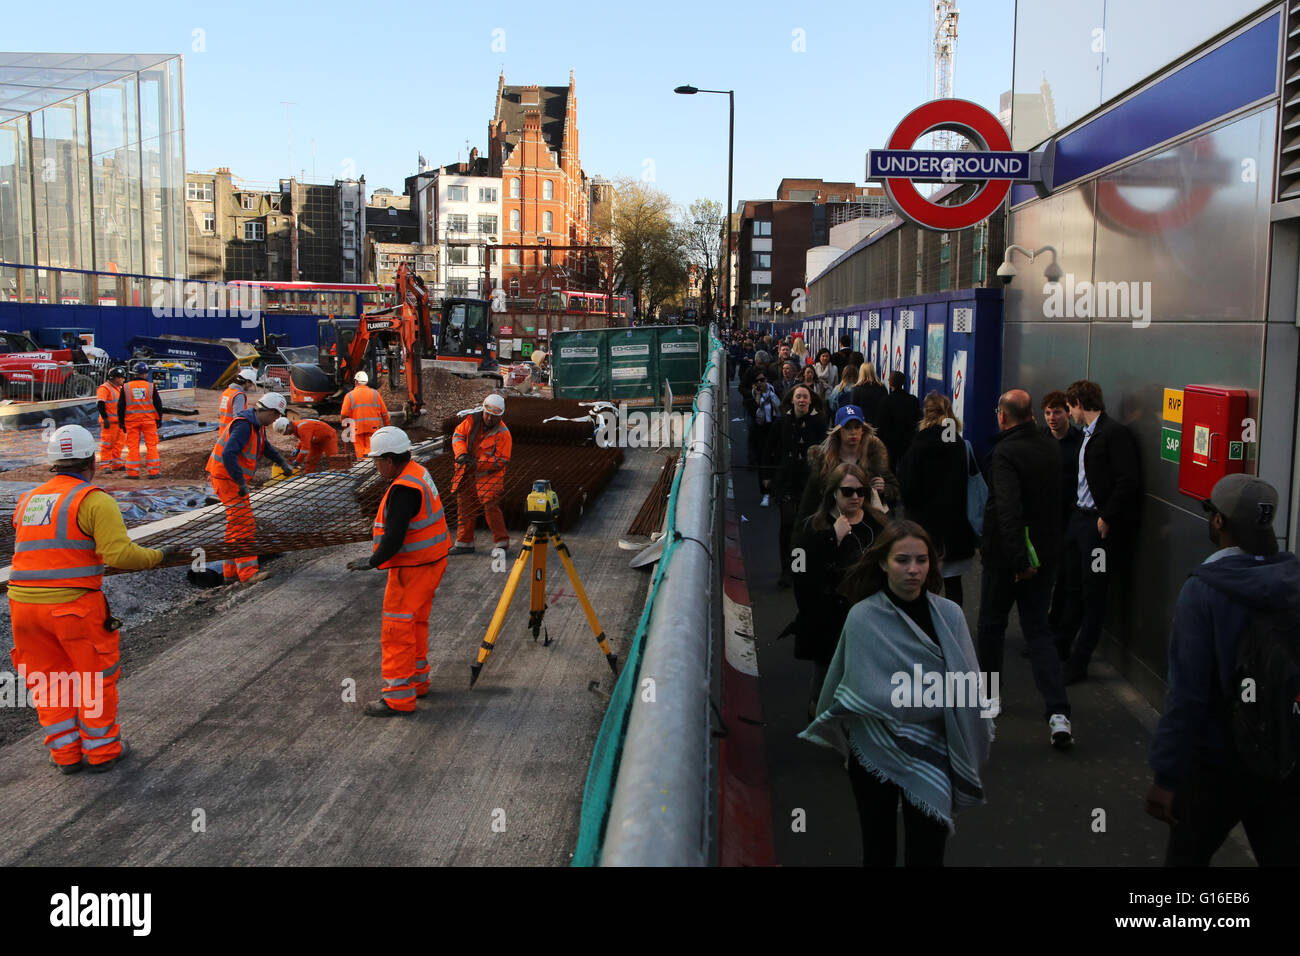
[965,439,988,537]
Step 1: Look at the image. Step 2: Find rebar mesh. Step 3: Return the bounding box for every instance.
[626,452,678,536]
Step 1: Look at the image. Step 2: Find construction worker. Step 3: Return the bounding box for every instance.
[449,393,511,555]
[205,392,295,585]
[218,367,259,433]
[8,424,178,773]
[340,371,390,458]
[95,366,127,471]
[117,361,163,479]
[272,413,339,474]
[346,426,449,715]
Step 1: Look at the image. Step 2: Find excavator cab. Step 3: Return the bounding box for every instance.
[433,297,496,374]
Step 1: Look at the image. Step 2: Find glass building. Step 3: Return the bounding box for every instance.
[0,53,185,279]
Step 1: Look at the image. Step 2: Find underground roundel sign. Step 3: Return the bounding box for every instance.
[867,99,1031,232]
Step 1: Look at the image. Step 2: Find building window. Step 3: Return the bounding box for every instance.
[447,185,468,202]
[510,178,520,199]
[187,181,213,201]
[245,222,264,241]
[448,246,467,265]
[751,253,771,269]
[510,248,521,265]
[447,214,468,233]
[510,277,519,297]
[241,194,257,211]
[753,220,771,237]
[343,235,353,250]
[202,213,215,233]
[478,215,498,235]
[448,277,469,296]
[542,180,553,200]
[543,211,553,233]
[510,209,521,231]
[479,187,498,203]
[491,249,499,265]
[344,200,354,211]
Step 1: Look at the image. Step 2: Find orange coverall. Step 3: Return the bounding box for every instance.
[288,419,340,473]
[341,384,389,457]
[118,377,161,478]
[96,381,124,470]
[451,411,511,547]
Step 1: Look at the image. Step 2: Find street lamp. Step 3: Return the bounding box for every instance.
[675,84,733,327]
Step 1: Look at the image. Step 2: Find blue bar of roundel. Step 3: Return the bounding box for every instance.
[1053,12,1279,188]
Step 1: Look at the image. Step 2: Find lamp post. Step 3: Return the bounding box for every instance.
[675,84,733,327]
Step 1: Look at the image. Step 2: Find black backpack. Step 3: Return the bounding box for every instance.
[1229,605,1300,780]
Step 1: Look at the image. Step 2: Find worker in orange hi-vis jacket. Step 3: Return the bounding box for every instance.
[95,366,127,471]
[340,371,390,458]
[448,393,511,556]
[9,425,180,774]
[217,367,259,433]
[116,361,163,479]
[346,426,451,716]
[272,414,339,474]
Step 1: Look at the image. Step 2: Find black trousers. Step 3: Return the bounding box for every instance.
[1056,509,1120,666]
[976,561,1069,719]
[778,495,797,577]
[847,758,948,866]
[1165,760,1300,866]
[748,423,772,495]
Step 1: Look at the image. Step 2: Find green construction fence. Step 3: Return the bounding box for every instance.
[552,326,707,405]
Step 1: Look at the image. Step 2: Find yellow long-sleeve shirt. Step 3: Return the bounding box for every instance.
[8,487,164,605]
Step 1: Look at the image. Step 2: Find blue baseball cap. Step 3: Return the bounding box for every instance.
[834,405,866,429]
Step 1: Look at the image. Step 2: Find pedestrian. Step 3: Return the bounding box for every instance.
[346,427,451,716]
[8,425,178,773]
[798,363,827,400]
[1040,390,1082,637]
[765,383,828,585]
[791,336,808,366]
[774,358,800,400]
[117,361,163,479]
[812,348,838,391]
[800,520,993,866]
[1145,474,1300,864]
[218,368,259,433]
[790,463,881,714]
[448,393,511,555]
[1055,379,1143,683]
[204,392,295,585]
[95,366,127,472]
[830,334,854,375]
[850,362,888,427]
[876,371,922,470]
[749,373,781,505]
[273,413,339,474]
[896,392,975,606]
[827,364,859,415]
[340,370,391,458]
[973,389,1073,748]
[798,404,897,523]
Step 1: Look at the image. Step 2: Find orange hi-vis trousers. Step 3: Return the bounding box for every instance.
[212,476,258,582]
[123,420,160,477]
[99,424,124,471]
[380,560,446,711]
[455,472,508,546]
[353,430,376,459]
[8,590,123,768]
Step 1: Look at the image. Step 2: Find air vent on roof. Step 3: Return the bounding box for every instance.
[1280,4,1300,200]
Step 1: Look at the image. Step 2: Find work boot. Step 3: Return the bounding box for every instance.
[87,740,130,774]
[124,475,140,480]
[492,539,511,557]
[51,754,83,775]
[449,543,475,555]
[364,699,412,717]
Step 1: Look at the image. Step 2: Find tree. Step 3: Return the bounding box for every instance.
[610,178,687,321]
[677,199,723,320]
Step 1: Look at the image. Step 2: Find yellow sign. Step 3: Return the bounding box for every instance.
[1163,388,1184,424]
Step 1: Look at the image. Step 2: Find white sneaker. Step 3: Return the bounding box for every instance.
[760,494,771,507]
[1049,714,1073,750]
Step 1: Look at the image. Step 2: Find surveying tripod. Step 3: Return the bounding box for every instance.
[470,480,619,686]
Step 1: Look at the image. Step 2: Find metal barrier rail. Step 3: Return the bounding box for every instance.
[0,359,112,403]
[598,341,725,866]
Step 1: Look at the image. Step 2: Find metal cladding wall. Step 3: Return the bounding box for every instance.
[0,301,320,359]
[1003,6,1294,704]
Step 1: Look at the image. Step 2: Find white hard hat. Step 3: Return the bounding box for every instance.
[354,371,369,385]
[272,417,291,434]
[237,368,258,385]
[366,426,411,457]
[256,392,288,414]
[48,424,97,463]
[483,393,505,415]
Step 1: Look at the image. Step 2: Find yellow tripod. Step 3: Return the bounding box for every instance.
[470,481,619,686]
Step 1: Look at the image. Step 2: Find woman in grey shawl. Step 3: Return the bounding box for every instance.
[799,520,994,866]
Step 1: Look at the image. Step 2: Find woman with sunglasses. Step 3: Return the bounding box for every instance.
[790,463,881,714]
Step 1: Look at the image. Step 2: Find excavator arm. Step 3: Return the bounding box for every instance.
[347,264,431,421]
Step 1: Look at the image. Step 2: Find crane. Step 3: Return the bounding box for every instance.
[932,1,960,151]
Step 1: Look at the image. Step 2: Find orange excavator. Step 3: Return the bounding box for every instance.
[288,264,494,420]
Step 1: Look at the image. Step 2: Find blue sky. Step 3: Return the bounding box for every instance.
[7,0,1016,210]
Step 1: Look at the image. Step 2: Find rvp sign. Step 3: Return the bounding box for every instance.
[867,99,1034,232]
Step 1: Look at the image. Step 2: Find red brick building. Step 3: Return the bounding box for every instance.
[488,71,591,300]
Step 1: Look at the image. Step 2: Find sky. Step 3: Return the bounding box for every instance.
[6,0,1017,211]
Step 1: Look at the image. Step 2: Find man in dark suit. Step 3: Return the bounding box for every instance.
[876,371,921,469]
[830,334,854,376]
[1040,390,1083,635]
[977,389,1072,749]
[1055,379,1143,683]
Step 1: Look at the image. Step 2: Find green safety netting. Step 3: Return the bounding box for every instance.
[571,331,723,867]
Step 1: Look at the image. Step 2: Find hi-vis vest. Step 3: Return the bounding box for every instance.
[451,413,511,469]
[122,378,156,425]
[343,385,386,432]
[10,474,105,589]
[372,461,450,568]
[206,409,266,484]
[96,381,122,427]
[218,385,247,432]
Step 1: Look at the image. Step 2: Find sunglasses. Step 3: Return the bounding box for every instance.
[838,486,866,497]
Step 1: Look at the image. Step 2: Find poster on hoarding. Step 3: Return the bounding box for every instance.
[879,321,891,376]
[870,338,879,373]
[894,320,905,379]
[909,345,920,397]
[952,350,968,423]
[926,323,945,380]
